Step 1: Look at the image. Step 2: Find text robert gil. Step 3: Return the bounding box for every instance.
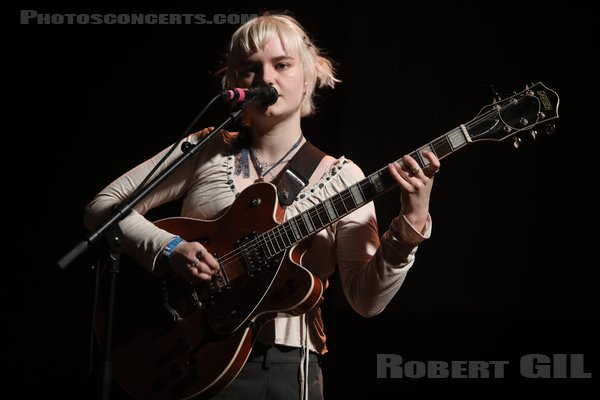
[377,354,591,378]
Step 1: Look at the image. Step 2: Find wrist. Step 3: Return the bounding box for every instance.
[162,236,185,263]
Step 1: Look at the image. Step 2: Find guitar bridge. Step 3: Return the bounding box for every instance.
[208,252,230,294]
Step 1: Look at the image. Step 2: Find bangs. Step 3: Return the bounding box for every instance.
[228,16,305,66]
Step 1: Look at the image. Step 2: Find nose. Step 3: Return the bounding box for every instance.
[260,64,276,86]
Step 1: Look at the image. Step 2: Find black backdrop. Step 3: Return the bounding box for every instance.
[4,1,594,399]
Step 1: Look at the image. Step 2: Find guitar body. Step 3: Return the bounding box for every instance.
[96,182,323,399]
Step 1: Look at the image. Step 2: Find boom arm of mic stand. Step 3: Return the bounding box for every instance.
[56,106,244,270]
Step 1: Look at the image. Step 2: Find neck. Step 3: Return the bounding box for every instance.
[250,115,303,160]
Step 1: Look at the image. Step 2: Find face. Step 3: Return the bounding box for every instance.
[237,36,306,124]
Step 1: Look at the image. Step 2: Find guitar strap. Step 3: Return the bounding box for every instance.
[276,140,325,206]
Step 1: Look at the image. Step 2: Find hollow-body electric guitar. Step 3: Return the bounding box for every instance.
[97,82,559,399]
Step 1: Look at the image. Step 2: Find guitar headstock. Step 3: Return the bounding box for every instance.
[467,82,559,147]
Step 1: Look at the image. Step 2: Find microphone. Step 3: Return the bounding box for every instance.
[221,84,279,107]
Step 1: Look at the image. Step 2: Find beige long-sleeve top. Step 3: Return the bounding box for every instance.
[84,132,431,354]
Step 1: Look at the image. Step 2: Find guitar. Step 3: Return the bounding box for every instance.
[97,82,559,399]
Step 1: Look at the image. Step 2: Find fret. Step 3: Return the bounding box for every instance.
[356,180,367,201]
[260,240,272,258]
[342,188,356,211]
[282,222,295,244]
[359,178,378,200]
[324,198,337,220]
[267,230,282,253]
[433,135,454,159]
[277,225,291,248]
[417,144,434,168]
[289,218,302,240]
[349,184,365,206]
[274,228,285,252]
[293,216,305,237]
[332,193,347,216]
[369,173,385,194]
[424,142,437,157]
[432,136,452,158]
[447,128,467,150]
[264,234,277,256]
[412,149,426,168]
[295,215,310,237]
[309,207,323,230]
[379,168,396,189]
[316,204,331,227]
[301,212,315,233]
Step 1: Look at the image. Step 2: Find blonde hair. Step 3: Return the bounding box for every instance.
[224,12,339,117]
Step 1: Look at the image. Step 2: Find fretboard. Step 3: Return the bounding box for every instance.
[257,125,471,258]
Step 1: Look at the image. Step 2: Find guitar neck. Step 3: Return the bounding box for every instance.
[257,126,471,258]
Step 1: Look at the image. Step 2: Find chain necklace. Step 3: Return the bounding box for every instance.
[249,133,304,181]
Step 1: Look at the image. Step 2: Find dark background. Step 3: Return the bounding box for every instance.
[4,1,594,399]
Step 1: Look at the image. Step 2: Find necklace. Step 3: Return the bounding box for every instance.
[249,133,304,180]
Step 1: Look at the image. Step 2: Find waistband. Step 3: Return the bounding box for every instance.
[248,342,320,368]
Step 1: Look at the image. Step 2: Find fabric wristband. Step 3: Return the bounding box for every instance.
[162,236,185,260]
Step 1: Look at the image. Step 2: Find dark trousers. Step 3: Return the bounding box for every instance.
[209,343,323,400]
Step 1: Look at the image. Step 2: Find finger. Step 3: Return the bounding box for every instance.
[187,259,216,280]
[195,247,220,271]
[389,163,419,193]
[192,260,215,275]
[188,265,212,281]
[421,151,441,177]
[400,155,423,176]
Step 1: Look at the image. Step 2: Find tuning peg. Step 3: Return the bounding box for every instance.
[489,83,502,102]
[530,130,538,140]
[513,136,522,148]
[545,124,556,135]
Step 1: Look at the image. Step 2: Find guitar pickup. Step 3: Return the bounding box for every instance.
[236,232,268,275]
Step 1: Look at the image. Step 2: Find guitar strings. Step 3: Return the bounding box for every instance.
[213,132,461,269]
[213,102,527,271]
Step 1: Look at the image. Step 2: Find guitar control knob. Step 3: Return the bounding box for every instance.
[513,136,522,148]
[519,117,528,126]
[545,124,556,135]
[530,130,538,140]
[251,198,262,207]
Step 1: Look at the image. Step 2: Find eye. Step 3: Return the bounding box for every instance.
[275,63,290,70]
[239,65,256,77]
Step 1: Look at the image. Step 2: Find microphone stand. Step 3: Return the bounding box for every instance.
[57,103,246,399]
